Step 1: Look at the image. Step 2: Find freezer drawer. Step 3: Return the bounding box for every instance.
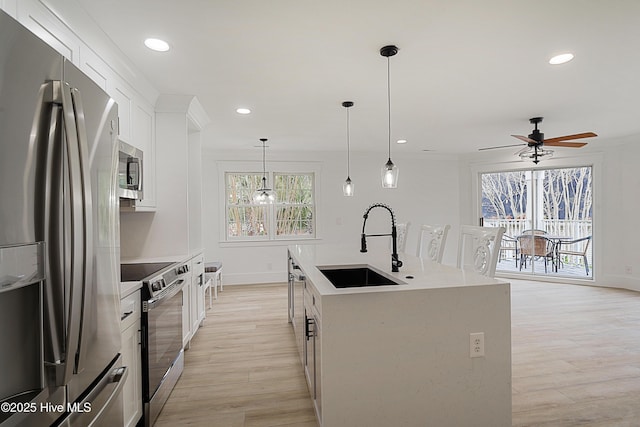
[53,354,127,427]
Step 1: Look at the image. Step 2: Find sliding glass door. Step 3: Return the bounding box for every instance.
[481,167,593,279]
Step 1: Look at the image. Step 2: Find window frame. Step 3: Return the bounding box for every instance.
[470,152,603,285]
[218,160,321,245]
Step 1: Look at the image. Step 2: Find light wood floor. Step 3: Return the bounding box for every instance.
[155,280,640,427]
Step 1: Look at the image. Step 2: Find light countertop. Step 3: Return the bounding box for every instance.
[288,243,508,296]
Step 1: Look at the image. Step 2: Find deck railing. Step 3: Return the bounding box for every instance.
[484,219,592,268]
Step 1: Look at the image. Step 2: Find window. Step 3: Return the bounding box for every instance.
[225,171,315,241]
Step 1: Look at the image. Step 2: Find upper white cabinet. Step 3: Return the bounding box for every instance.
[133,101,157,209]
[109,80,134,143]
[4,0,159,212]
[16,0,81,63]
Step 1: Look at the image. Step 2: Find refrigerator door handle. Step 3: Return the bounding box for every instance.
[38,81,66,373]
[69,86,94,375]
[57,80,86,384]
[43,103,66,371]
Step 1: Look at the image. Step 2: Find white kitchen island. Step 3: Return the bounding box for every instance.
[288,244,511,427]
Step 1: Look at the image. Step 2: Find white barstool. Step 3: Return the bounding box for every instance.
[204,261,223,309]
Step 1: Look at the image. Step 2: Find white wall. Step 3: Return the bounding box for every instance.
[202,149,461,285]
[120,112,190,260]
[599,136,640,290]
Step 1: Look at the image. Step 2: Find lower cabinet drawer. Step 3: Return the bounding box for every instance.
[120,290,141,331]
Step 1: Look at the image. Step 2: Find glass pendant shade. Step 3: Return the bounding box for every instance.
[381,158,398,188]
[252,138,275,204]
[253,177,276,204]
[343,176,354,197]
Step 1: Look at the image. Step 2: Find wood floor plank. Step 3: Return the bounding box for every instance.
[155,280,640,426]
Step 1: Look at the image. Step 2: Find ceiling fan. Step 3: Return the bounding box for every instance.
[480,117,597,164]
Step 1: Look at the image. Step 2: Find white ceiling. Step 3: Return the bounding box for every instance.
[75,0,640,155]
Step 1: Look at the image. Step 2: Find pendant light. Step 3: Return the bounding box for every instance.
[342,101,355,196]
[252,138,276,204]
[380,45,399,189]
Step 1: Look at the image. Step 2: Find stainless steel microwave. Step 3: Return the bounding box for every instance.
[118,140,143,200]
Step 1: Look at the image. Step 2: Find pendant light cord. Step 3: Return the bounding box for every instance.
[260,138,268,188]
[387,56,391,159]
[346,106,351,177]
[262,141,266,179]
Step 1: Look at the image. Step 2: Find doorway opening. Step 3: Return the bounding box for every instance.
[481,167,593,279]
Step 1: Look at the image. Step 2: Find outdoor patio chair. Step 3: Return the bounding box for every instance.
[521,229,547,235]
[499,234,518,266]
[457,225,505,278]
[517,234,555,273]
[557,236,592,275]
[417,224,450,263]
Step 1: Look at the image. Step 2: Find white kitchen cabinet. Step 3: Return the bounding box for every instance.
[192,254,206,326]
[182,253,205,350]
[120,290,142,427]
[7,0,158,215]
[303,280,322,424]
[288,245,512,427]
[131,99,156,209]
[190,265,199,337]
[181,269,193,350]
[288,255,305,362]
[0,1,17,18]
[109,79,133,143]
[17,0,81,64]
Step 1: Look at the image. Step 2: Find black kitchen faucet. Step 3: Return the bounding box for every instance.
[360,203,403,272]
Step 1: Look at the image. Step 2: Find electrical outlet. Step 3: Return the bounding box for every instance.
[470,332,485,358]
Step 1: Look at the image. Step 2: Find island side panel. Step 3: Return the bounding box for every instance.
[321,284,511,427]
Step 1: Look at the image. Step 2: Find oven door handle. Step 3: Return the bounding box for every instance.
[144,279,186,311]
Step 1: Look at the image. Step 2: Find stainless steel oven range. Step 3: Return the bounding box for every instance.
[121,261,189,427]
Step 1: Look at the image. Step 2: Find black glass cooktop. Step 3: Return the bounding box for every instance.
[121,262,174,282]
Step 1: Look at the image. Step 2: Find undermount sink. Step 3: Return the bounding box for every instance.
[318,266,404,288]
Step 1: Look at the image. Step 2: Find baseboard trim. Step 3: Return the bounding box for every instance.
[221,270,288,285]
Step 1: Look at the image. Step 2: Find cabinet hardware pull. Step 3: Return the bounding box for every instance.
[305,317,315,340]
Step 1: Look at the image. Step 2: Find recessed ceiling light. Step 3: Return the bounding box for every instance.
[549,53,574,65]
[144,38,170,52]
[236,108,251,115]
[396,139,407,144]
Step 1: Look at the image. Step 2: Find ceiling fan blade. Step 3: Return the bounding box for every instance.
[511,135,537,144]
[544,141,588,148]
[543,132,597,144]
[478,143,526,151]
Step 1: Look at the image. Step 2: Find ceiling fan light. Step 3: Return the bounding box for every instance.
[519,148,554,163]
[549,53,574,65]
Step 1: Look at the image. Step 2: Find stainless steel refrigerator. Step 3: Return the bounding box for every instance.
[0,9,126,427]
